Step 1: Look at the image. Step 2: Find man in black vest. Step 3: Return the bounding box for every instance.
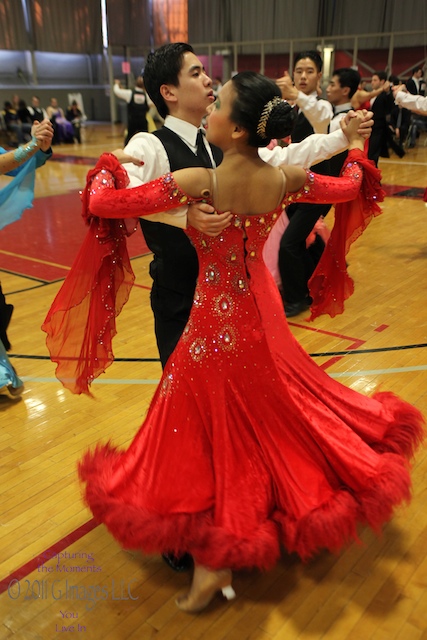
[367,71,394,164]
[406,66,425,96]
[275,50,334,317]
[117,43,231,572]
[117,44,228,372]
[326,68,362,174]
[27,96,48,123]
[114,76,151,145]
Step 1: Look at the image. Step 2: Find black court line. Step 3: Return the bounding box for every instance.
[8,342,427,362]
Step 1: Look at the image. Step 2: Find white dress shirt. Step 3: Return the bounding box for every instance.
[294,90,334,134]
[394,91,427,114]
[113,85,152,107]
[328,102,353,133]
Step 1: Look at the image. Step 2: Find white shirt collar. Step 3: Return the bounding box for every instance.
[333,102,352,116]
[164,115,201,149]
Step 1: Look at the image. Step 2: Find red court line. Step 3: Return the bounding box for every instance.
[0,518,98,595]
[132,282,152,291]
[289,321,366,370]
[288,320,364,344]
[382,184,425,198]
[375,324,389,332]
[0,193,150,282]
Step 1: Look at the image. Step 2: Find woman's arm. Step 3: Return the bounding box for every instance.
[281,113,366,204]
[87,154,209,219]
[284,150,364,205]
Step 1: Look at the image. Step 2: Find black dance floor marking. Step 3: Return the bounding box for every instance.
[8,342,427,362]
[391,187,425,198]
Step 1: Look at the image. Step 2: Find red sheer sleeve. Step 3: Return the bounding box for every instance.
[285,149,364,206]
[42,154,138,396]
[286,149,384,321]
[42,154,196,396]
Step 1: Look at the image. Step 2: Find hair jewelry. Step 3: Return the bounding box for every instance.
[256,97,283,139]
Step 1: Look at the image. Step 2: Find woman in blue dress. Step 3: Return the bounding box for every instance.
[0,118,53,397]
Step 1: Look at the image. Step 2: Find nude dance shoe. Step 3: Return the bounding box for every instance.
[175,566,235,613]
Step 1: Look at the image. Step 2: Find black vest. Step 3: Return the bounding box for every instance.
[30,106,45,123]
[127,90,149,129]
[140,127,223,297]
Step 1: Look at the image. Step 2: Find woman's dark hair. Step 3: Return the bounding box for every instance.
[230,71,296,148]
[143,42,194,119]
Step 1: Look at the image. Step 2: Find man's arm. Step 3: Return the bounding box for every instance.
[393,86,427,114]
[294,93,333,133]
[259,110,373,168]
[113,82,132,103]
[276,73,333,133]
[259,129,348,167]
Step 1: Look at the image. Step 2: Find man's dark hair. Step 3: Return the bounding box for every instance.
[413,66,423,76]
[143,43,194,119]
[332,67,361,98]
[294,50,323,73]
[373,70,388,82]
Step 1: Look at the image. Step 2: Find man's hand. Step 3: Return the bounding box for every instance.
[276,72,298,102]
[31,118,54,152]
[112,148,144,166]
[187,202,232,237]
[340,110,366,147]
[341,109,373,140]
[392,84,407,98]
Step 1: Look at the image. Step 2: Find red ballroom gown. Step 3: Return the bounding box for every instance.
[54,150,424,570]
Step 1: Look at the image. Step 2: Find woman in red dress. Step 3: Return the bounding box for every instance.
[44,72,424,613]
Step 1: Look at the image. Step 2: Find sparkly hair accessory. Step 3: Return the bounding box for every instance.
[256,97,283,139]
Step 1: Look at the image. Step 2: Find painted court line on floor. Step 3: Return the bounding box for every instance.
[19,364,427,386]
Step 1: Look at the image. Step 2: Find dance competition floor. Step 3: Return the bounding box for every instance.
[0,124,427,639]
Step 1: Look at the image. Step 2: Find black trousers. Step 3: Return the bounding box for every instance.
[150,284,194,369]
[368,126,388,166]
[278,202,331,304]
[125,119,148,146]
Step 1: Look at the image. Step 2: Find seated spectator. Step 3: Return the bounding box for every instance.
[2,101,32,145]
[27,96,49,123]
[17,100,32,126]
[46,98,74,144]
[65,100,85,144]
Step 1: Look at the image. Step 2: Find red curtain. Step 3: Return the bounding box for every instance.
[153,0,188,46]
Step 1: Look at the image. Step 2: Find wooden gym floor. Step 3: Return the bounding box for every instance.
[0,123,427,639]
